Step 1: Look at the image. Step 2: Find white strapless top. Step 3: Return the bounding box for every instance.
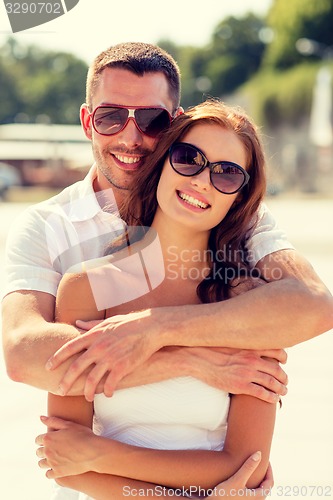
[93,376,230,451]
[53,378,229,500]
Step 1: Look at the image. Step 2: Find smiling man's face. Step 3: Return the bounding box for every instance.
[81,67,174,199]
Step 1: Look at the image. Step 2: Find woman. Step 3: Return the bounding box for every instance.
[36,99,278,499]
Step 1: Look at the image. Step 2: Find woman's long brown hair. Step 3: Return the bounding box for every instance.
[117,99,267,302]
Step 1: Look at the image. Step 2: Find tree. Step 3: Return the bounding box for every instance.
[159,14,268,107]
[204,14,267,97]
[0,37,88,124]
[0,58,23,124]
[263,0,333,69]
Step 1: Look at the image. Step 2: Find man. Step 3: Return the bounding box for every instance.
[2,42,332,406]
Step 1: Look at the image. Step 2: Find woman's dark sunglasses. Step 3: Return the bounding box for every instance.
[90,105,172,138]
[169,142,250,195]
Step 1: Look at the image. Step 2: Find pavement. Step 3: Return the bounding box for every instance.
[0,197,332,499]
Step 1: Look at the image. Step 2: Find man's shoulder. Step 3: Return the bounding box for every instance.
[20,173,95,222]
[32,177,89,211]
[247,203,274,235]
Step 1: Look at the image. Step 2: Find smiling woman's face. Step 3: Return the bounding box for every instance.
[155,122,248,234]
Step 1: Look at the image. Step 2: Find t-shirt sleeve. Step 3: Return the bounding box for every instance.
[245,202,294,266]
[2,206,62,299]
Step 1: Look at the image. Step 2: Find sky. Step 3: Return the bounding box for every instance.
[0,0,273,63]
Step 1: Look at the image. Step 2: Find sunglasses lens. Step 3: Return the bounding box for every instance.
[170,143,248,194]
[93,107,129,135]
[170,144,205,175]
[211,164,246,193]
[92,107,170,137]
[136,108,171,137]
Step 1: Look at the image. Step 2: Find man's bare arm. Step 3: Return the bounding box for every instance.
[160,249,333,349]
[2,291,287,402]
[47,249,333,397]
[256,248,332,343]
[2,291,80,392]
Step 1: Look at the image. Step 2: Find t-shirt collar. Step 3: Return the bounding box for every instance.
[67,164,120,222]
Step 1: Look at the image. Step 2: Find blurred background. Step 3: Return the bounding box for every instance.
[0,0,332,498]
[0,0,333,198]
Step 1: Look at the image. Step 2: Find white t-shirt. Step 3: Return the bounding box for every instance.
[3,164,293,299]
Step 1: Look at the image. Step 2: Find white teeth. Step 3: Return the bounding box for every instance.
[114,155,141,164]
[178,192,209,209]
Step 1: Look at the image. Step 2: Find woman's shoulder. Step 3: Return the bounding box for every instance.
[66,254,114,275]
[59,249,135,297]
[56,260,109,321]
[59,229,160,298]
[58,255,112,299]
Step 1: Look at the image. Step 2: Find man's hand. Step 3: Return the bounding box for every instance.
[46,312,288,403]
[46,312,161,401]
[207,452,273,498]
[182,346,288,404]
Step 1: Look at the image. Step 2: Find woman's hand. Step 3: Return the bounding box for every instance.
[207,452,273,498]
[35,416,101,478]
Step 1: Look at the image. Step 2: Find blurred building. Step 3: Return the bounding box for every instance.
[0,123,93,187]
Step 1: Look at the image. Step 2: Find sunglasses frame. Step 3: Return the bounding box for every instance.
[89,104,172,138]
[169,142,250,195]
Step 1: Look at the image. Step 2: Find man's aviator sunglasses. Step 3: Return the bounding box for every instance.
[169,142,250,195]
[90,105,172,138]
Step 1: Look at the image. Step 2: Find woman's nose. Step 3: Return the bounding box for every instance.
[190,166,211,191]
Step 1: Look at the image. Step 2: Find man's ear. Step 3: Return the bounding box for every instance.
[80,103,92,140]
[174,106,184,117]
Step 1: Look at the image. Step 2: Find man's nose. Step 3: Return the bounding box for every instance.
[117,118,143,148]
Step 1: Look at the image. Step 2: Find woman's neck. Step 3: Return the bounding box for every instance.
[150,212,211,280]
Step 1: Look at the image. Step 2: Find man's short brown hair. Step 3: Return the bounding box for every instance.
[86,42,181,113]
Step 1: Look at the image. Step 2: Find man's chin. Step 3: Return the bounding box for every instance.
[107,174,132,191]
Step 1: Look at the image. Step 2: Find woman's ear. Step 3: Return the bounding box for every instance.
[80,104,92,140]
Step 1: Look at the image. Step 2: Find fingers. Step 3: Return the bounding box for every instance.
[46,335,90,370]
[86,359,131,400]
[103,371,119,398]
[38,458,48,469]
[35,432,47,446]
[36,439,52,476]
[244,364,288,402]
[237,364,288,403]
[35,418,74,480]
[260,463,274,490]
[39,415,71,429]
[258,348,288,364]
[233,451,262,482]
[251,358,288,400]
[83,363,111,402]
[76,319,102,330]
[38,458,56,479]
[251,371,288,399]
[206,452,263,498]
[246,384,281,404]
[266,359,288,386]
[56,352,96,395]
[36,445,44,458]
[251,463,274,498]
[231,452,271,499]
